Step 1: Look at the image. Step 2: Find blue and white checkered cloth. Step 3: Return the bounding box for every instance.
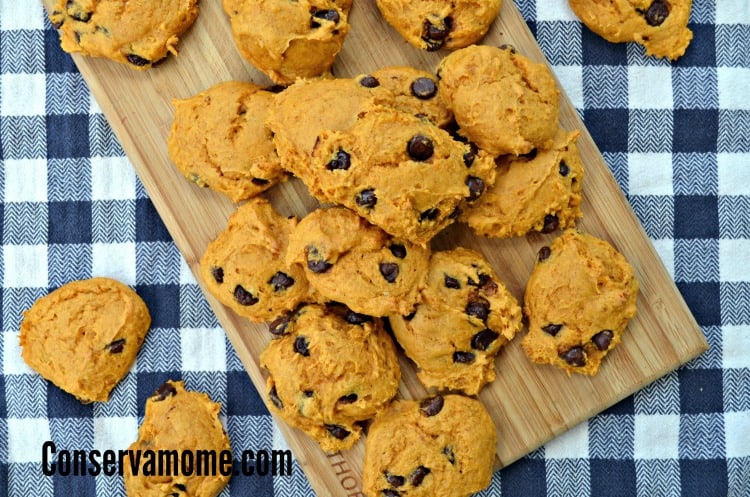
[1,0,748,495]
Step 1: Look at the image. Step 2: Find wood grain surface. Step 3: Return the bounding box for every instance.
[41,0,709,495]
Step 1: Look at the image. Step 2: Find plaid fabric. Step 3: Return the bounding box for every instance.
[1,0,748,496]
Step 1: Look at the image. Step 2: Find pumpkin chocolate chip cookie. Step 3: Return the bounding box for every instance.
[308,105,496,245]
[223,0,351,84]
[261,303,401,452]
[168,81,288,203]
[437,44,560,157]
[375,0,501,51]
[568,0,693,60]
[523,230,639,375]
[389,247,522,395]
[49,0,200,70]
[285,206,430,316]
[363,394,496,497]
[200,198,312,322]
[124,380,232,497]
[19,277,151,403]
[460,129,585,238]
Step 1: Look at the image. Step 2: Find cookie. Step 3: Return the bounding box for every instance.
[261,304,401,452]
[357,66,453,128]
[222,0,351,84]
[437,44,560,156]
[568,0,693,60]
[461,129,584,238]
[200,198,312,322]
[308,105,496,245]
[19,278,150,403]
[362,394,496,497]
[286,206,430,316]
[389,247,522,395]
[49,0,199,70]
[267,77,394,174]
[168,81,288,203]
[523,230,639,375]
[375,0,501,51]
[124,381,232,497]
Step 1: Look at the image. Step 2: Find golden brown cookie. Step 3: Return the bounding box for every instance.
[19,277,150,403]
[49,0,199,70]
[568,0,693,60]
[357,66,453,128]
[222,0,351,84]
[437,44,560,156]
[389,248,522,395]
[363,394,496,497]
[167,81,288,203]
[200,198,312,322]
[523,230,639,375]
[375,0,501,51]
[124,381,232,497]
[461,129,584,238]
[267,77,395,174]
[285,206,430,316]
[308,105,496,245]
[261,304,400,452]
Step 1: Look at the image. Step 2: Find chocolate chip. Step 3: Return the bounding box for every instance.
[466,176,485,200]
[307,258,332,273]
[153,382,177,401]
[382,490,401,497]
[444,275,460,289]
[338,393,358,404]
[174,483,187,492]
[252,177,270,185]
[385,472,405,487]
[211,266,224,284]
[356,188,377,208]
[380,262,399,283]
[403,310,416,321]
[421,17,453,51]
[304,390,314,397]
[310,9,340,28]
[326,149,351,170]
[541,214,559,234]
[542,324,562,336]
[521,148,538,160]
[409,466,431,486]
[70,10,91,22]
[264,84,286,93]
[269,271,295,291]
[463,142,478,167]
[419,208,440,222]
[269,314,291,336]
[345,311,372,325]
[471,329,499,350]
[644,0,669,26]
[538,246,551,262]
[105,338,126,354]
[294,336,310,356]
[419,396,444,416]
[443,446,456,464]
[269,385,283,409]
[234,285,258,306]
[325,424,350,440]
[592,330,614,350]
[389,244,407,258]
[453,351,476,363]
[126,54,150,67]
[407,134,434,161]
[465,297,490,322]
[359,75,380,88]
[559,161,570,177]
[560,347,586,367]
[410,77,437,99]
[499,43,517,53]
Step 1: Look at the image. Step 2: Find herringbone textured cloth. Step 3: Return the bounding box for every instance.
[1,0,748,495]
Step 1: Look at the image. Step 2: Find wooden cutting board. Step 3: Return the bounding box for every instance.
[41,0,708,494]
